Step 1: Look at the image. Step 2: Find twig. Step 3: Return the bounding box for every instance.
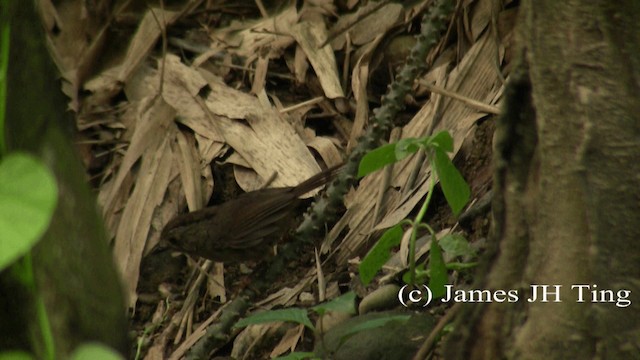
[147,0,168,95]
[419,80,501,114]
[174,260,212,344]
[279,96,325,114]
[412,302,462,360]
[254,0,268,18]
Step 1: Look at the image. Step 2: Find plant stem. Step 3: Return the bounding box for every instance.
[409,174,436,285]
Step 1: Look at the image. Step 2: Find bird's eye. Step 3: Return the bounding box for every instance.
[167,236,179,247]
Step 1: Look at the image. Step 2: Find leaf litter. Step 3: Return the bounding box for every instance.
[40,0,515,357]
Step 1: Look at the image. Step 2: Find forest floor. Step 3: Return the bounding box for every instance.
[43,0,513,358]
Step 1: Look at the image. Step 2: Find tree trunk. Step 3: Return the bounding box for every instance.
[446,1,640,358]
[0,1,128,357]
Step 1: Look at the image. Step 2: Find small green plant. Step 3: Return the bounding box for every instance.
[357,130,474,297]
[234,292,357,333]
[233,291,409,360]
[0,153,57,359]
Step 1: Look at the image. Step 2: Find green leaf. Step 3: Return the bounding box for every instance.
[312,291,356,316]
[336,315,410,347]
[439,234,476,258]
[358,143,397,177]
[274,352,319,360]
[445,262,478,271]
[235,308,314,330]
[0,351,35,360]
[442,322,455,334]
[431,148,470,216]
[428,239,447,298]
[70,343,123,360]
[427,131,453,152]
[359,224,403,285]
[394,138,421,160]
[0,153,57,271]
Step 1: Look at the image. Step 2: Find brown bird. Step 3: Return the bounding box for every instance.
[160,164,342,262]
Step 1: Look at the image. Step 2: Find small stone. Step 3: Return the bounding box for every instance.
[358,284,402,314]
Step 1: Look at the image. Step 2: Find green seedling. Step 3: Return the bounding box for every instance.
[358,131,474,297]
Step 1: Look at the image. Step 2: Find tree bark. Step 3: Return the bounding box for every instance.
[446,1,640,358]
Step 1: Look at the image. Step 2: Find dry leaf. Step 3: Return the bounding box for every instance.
[290,20,345,99]
[270,324,305,358]
[109,96,178,306]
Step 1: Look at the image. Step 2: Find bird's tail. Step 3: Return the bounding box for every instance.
[292,162,344,197]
